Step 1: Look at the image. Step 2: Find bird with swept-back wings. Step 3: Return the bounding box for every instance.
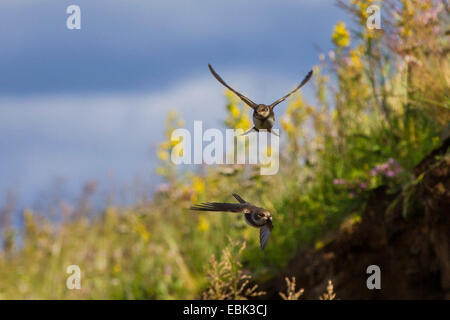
[190,193,273,250]
[208,64,313,136]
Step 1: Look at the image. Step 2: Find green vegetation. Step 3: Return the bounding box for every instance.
[0,0,448,299]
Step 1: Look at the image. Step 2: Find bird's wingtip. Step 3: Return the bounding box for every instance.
[232,193,246,203]
[189,204,203,210]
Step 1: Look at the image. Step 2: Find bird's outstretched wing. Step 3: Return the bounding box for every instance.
[259,221,273,250]
[232,193,247,204]
[208,64,257,110]
[269,70,313,110]
[190,202,248,213]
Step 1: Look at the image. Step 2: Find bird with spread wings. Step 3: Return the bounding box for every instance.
[190,193,273,250]
[208,64,313,136]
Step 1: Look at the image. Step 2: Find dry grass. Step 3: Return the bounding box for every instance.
[202,238,265,300]
[279,277,304,300]
[319,280,337,300]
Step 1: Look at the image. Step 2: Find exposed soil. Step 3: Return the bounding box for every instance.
[262,137,450,299]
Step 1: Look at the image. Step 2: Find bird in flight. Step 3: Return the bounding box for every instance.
[208,64,313,136]
[190,193,273,250]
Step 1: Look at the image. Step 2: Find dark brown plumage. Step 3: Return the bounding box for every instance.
[208,64,313,135]
[190,193,274,250]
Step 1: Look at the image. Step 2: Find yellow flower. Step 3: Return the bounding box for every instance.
[192,176,205,194]
[236,115,251,130]
[315,241,324,250]
[197,216,210,232]
[134,222,151,242]
[157,149,169,161]
[332,21,351,47]
[281,118,295,135]
[225,90,240,105]
[351,0,369,18]
[229,104,240,118]
[331,109,339,121]
[349,47,363,70]
[160,141,171,149]
[112,263,121,274]
[352,215,362,224]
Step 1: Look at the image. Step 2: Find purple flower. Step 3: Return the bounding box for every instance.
[359,183,367,189]
[394,165,403,175]
[433,26,441,35]
[370,157,404,180]
[333,179,346,185]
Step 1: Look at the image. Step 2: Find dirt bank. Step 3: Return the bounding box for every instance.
[262,137,450,299]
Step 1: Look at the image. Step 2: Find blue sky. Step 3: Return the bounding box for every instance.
[0,0,350,210]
